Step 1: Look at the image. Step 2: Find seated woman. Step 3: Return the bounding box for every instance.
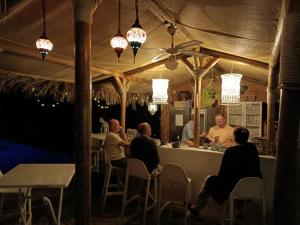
[190,127,262,214]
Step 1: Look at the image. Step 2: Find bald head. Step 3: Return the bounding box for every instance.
[137,122,152,137]
[109,119,120,133]
[215,114,226,128]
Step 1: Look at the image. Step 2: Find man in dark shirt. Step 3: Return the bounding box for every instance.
[190,127,262,213]
[130,122,160,173]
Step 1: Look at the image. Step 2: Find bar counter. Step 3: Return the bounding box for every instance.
[158,144,275,220]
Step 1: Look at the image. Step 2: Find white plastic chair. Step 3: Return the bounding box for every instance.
[228,177,266,225]
[121,158,159,225]
[100,151,125,212]
[157,163,191,225]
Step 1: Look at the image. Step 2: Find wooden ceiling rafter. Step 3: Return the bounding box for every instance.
[269,0,287,68]
[0,37,121,78]
[123,54,189,78]
[0,0,34,22]
[143,0,192,42]
[201,47,269,70]
[181,57,195,76]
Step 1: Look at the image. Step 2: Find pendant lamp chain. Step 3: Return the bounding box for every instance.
[126,0,147,62]
[110,0,128,61]
[36,0,53,61]
[42,0,46,36]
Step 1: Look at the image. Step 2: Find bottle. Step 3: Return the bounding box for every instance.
[176,135,180,143]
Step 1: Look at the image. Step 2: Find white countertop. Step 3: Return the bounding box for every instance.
[160,144,275,160]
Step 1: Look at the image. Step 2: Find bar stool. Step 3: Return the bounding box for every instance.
[157,163,191,225]
[228,177,266,225]
[100,152,125,212]
[121,158,159,225]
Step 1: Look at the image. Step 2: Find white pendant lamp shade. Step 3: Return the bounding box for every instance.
[126,27,147,44]
[36,37,53,57]
[221,73,242,104]
[110,35,128,49]
[148,102,158,115]
[152,79,169,104]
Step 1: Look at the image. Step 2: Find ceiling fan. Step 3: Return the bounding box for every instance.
[151,24,204,70]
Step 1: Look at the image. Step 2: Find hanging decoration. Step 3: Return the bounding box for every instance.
[148,102,157,115]
[152,79,169,104]
[221,73,242,104]
[110,0,128,61]
[36,0,53,60]
[126,0,147,62]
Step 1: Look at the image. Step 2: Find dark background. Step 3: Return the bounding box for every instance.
[0,92,161,153]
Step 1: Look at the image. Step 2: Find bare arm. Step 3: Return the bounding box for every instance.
[118,127,130,147]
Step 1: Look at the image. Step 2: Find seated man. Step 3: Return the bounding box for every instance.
[207,114,234,148]
[130,122,161,174]
[190,127,262,214]
[104,119,130,168]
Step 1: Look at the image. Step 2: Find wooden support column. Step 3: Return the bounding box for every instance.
[182,57,219,147]
[160,104,170,144]
[193,73,201,147]
[266,65,279,152]
[120,78,127,128]
[267,0,285,152]
[274,1,300,224]
[73,1,99,225]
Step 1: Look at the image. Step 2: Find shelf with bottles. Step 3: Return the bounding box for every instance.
[227,101,262,137]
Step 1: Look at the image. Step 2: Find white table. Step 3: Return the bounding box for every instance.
[91,133,107,172]
[0,164,75,225]
[91,133,106,141]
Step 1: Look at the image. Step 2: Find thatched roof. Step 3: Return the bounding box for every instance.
[0,0,282,100]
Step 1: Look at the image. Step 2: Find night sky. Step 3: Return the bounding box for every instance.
[0,91,160,153]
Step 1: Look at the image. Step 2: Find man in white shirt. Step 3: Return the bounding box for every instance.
[104,119,130,167]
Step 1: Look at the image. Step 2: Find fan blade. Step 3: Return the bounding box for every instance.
[180,50,205,57]
[151,52,168,62]
[175,40,203,49]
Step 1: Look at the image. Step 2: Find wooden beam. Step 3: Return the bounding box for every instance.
[0,0,35,22]
[113,77,123,90]
[0,37,120,77]
[124,54,188,78]
[193,57,220,147]
[201,47,269,69]
[196,57,220,78]
[142,0,192,42]
[266,0,286,150]
[181,58,195,76]
[126,76,152,84]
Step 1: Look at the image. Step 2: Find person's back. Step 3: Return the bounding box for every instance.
[130,135,159,173]
[130,122,160,173]
[189,127,262,214]
[218,142,262,195]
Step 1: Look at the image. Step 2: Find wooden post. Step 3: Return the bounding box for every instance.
[120,78,127,128]
[266,65,278,152]
[73,1,98,225]
[160,104,170,144]
[274,1,300,224]
[193,73,201,147]
[267,0,285,152]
